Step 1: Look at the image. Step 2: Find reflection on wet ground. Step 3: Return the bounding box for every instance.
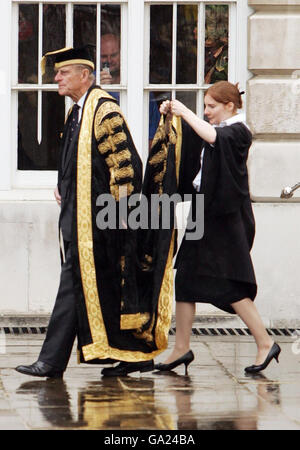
[0,335,300,430]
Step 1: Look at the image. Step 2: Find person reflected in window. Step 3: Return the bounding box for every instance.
[100,33,121,85]
[100,33,160,147]
[154,81,281,375]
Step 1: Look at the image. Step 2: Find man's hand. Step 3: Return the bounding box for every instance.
[54,186,61,206]
[100,70,113,85]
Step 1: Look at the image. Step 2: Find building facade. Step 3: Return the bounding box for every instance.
[0,0,299,326]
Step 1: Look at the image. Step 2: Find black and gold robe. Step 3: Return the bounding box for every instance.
[68,87,181,364]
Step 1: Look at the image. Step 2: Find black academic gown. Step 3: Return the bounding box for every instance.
[57,103,79,243]
[174,120,257,314]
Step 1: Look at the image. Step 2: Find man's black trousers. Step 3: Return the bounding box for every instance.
[38,242,77,371]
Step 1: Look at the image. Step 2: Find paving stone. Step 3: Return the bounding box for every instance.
[0,335,299,430]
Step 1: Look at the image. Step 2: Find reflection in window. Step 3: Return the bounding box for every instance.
[17,3,122,171]
[42,4,66,84]
[101,4,121,79]
[150,5,172,84]
[176,5,197,84]
[205,5,229,84]
[148,92,162,141]
[100,32,121,84]
[73,5,97,84]
[19,4,38,84]
[73,5,96,49]
[149,3,229,87]
[151,92,171,110]
[18,91,65,170]
[73,5,121,84]
[100,6,121,85]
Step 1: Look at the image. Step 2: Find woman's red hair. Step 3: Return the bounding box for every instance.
[205,81,243,110]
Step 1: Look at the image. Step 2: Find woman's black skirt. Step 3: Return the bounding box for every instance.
[175,272,257,314]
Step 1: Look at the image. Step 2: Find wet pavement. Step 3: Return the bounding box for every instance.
[0,333,300,431]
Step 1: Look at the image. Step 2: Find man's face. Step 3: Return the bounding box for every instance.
[54,65,83,100]
[100,35,120,76]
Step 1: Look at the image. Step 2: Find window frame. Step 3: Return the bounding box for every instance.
[143,0,250,161]
[2,0,250,194]
[11,0,128,188]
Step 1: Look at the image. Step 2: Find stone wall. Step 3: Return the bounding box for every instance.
[246,0,300,325]
[1,0,300,327]
[0,201,60,314]
[248,0,300,199]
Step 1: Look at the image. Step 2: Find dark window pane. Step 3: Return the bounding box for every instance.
[150,6,172,84]
[205,5,229,84]
[73,4,97,74]
[19,5,38,83]
[42,4,66,84]
[149,92,161,141]
[176,5,197,84]
[18,91,65,170]
[73,5,96,48]
[176,91,197,114]
[18,91,37,169]
[101,4,121,35]
[105,92,120,105]
[151,91,172,108]
[42,92,65,170]
[149,91,170,150]
[100,5,121,85]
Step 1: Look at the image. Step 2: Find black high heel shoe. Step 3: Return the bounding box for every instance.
[154,350,194,375]
[245,343,281,374]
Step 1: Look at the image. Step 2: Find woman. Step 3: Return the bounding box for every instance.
[154,81,280,375]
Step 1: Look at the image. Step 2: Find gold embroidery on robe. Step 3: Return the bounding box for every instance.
[94,102,135,201]
[98,131,127,155]
[105,149,132,168]
[149,147,168,166]
[77,88,181,362]
[120,313,151,330]
[95,115,124,141]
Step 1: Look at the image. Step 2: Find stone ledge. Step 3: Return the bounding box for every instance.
[0,313,238,326]
[0,314,51,327]
[1,314,299,329]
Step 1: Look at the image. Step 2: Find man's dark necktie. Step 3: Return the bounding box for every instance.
[63,104,80,170]
[69,103,80,142]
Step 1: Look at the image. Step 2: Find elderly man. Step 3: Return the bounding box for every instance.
[15,46,169,378]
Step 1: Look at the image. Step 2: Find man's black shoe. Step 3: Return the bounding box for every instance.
[15,361,63,378]
[101,360,154,377]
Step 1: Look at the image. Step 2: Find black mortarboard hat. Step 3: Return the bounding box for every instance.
[41,46,95,75]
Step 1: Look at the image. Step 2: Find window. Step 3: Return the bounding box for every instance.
[12,1,126,186]
[145,1,237,133]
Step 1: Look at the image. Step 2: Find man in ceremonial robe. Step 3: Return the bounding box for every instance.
[15,47,179,378]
